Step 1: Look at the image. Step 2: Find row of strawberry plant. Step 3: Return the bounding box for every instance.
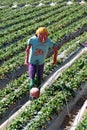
[0,0,45,16]
[1,36,86,79]
[0,2,66,37]
[0,0,60,28]
[0,32,86,119]
[0,0,63,10]
[0,1,71,47]
[58,31,87,56]
[0,31,86,97]
[0,3,83,61]
[6,52,87,130]
[0,3,85,47]
[0,0,39,6]
[0,0,64,25]
[1,30,86,98]
[1,6,86,50]
[0,3,68,48]
[76,112,87,130]
[0,15,87,77]
[0,5,86,63]
[49,16,87,43]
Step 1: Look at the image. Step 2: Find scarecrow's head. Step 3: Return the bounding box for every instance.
[36,27,48,43]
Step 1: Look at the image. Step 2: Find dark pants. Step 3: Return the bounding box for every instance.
[28,64,44,80]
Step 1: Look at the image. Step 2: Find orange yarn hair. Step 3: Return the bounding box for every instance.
[36,27,48,35]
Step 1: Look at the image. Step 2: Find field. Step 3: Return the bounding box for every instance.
[0,0,87,130]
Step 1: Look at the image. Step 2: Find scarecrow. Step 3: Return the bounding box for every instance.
[25,27,58,90]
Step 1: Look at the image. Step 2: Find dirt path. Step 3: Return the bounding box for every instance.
[61,95,87,130]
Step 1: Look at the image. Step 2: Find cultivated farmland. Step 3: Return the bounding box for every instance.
[0,0,87,130]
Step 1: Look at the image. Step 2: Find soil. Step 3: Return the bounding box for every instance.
[0,92,30,125]
[60,95,87,130]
